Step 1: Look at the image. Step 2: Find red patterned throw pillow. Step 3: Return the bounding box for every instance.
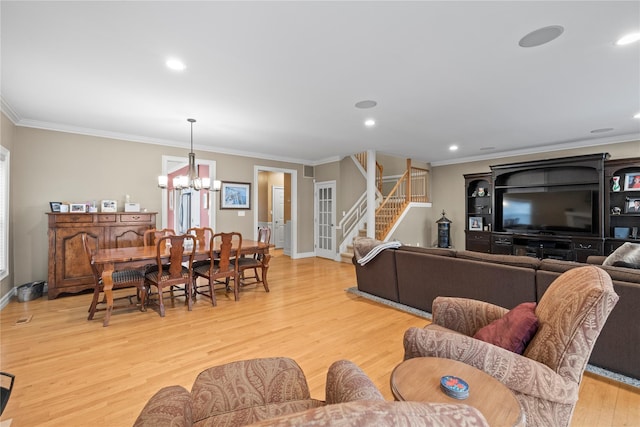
[473,302,539,354]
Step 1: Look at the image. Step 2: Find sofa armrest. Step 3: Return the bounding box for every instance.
[403,326,579,404]
[133,385,193,427]
[432,296,509,336]
[586,255,606,265]
[325,360,384,404]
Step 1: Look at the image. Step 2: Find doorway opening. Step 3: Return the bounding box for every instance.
[161,155,217,232]
[254,166,297,258]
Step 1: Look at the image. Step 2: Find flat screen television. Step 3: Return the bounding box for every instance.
[499,189,598,236]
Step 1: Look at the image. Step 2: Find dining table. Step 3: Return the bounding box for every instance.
[91,239,271,326]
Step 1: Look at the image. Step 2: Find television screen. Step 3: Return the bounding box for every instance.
[501,190,596,235]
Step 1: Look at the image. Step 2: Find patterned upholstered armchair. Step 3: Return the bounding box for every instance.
[403,266,619,427]
[134,357,490,426]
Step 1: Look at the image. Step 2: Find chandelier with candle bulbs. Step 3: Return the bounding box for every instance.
[158,118,221,191]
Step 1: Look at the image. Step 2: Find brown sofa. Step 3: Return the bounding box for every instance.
[354,246,640,379]
[133,357,489,426]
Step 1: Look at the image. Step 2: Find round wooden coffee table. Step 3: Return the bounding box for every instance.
[391,357,524,427]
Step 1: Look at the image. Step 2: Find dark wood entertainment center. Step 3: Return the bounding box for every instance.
[464,154,640,261]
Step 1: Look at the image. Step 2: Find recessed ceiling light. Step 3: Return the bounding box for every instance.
[364,119,376,127]
[590,128,614,134]
[166,58,186,71]
[634,112,640,119]
[355,100,378,109]
[449,145,459,151]
[519,25,564,48]
[616,32,640,46]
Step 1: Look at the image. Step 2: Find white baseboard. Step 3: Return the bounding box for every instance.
[0,287,16,310]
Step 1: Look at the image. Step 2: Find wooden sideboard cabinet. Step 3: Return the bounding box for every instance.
[46,212,156,299]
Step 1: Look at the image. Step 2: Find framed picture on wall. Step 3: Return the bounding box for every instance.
[469,216,483,230]
[220,181,251,209]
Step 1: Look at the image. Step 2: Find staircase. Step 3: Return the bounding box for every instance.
[338,154,429,263]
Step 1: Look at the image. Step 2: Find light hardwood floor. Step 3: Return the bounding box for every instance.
[1,252,638,426]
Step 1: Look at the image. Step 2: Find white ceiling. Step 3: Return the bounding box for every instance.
[2,1,639,166]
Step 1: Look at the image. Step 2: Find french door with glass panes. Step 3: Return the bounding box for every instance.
[314,181,336,259]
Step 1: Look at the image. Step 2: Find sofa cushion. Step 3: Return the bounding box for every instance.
[473,302,539,354]
[603,242,640,268]
[245,401,490,427]
[539,259,585,273]
[457,251,541,269]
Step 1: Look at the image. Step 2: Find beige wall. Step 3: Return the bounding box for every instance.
[7,123,315,292]
[1,114,15,298]
[429,141,640,250]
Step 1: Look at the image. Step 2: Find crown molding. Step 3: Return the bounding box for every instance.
[0,98,21,124]
[430,133,640,167]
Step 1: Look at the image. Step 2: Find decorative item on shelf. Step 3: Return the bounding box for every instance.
[49,202,62,212]
[614,227,630,238]
[471,190,477,197]
[477,187,486,197]
[624,173,640,191]
[101,200,117,213]
[625,198,640,214]
[612,176,621,192]
[69,203,86,213]
[436,210,452,248]
[157,118,221,192]
[469,216,483,231]
[124,203,140,212]
[611,206,622,215]
[59,204,69,213]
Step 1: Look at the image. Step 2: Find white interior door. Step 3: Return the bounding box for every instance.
[315,181,336,259]
[272,186,285,248]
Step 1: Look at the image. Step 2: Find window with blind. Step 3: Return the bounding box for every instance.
[0,147,9,280]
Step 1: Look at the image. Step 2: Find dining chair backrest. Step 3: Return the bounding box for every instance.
[212,232,242,272]
[155,235,196,280]
[144,228,176,248]
[257,227,271,245]
[81,233,101,285]
[187,227,214,249]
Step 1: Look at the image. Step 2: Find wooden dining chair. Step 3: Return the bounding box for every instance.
[143,228,176,248]
[187,227,214,250]
[237,227,271,292]
[144,234,195,317]
[81,233,146,321]
[193,232,242,305]
[188,227,215,296]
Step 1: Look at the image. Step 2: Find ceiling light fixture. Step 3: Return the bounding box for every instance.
[355,100,377,109]
[616,32,640,46]
[364,118,376,127]
[449,145,459,151]
[634,112,640,119]
[518,25,564,48]
[166,58,186,71]
[157,119,221,192]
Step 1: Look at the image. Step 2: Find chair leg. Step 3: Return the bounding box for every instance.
[87,287,101,320]
[185,281,193,311]
[233,273,240,301]
[138,285,146,312]
[208,278,217,307]
[157,286,166,317]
